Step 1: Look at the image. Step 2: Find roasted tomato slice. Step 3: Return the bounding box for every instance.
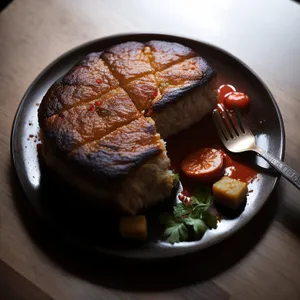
[181,148,225,183]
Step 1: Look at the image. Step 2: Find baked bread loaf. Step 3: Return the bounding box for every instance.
[38,40,217,214]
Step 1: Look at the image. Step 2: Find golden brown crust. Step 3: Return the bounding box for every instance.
[42,88,140,153]
[38,53,119,119]
[39,40,216,180]
[62,53,118,87]
[145,40,196,70]
[101,42,153,84]
[156,57,204,87]
[124,74,160,111]
[38,84,98,118]
[148,57,216,112]
[69,117,162,180]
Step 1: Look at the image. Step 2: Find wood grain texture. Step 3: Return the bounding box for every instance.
[0,261,53,300]
[0,0,299,300]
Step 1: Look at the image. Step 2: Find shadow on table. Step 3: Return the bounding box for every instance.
[9,165,295,292]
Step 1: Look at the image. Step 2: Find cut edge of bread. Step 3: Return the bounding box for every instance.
[41,130,174,214]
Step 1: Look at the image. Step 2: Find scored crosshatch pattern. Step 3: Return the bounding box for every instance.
[43,88,140,152]
[40,41,209,157]
[69,116,164,179]
[40,53,120,118]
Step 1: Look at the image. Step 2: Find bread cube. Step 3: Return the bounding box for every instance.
[213,176,248,208]
[119,215,147,240]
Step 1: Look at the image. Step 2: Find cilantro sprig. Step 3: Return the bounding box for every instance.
[160,186,218,244]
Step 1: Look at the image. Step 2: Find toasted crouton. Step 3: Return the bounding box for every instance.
[120,215,147,240]
[213,176,248,208]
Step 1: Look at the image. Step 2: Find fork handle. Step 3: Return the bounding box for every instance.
[253,146,300,190]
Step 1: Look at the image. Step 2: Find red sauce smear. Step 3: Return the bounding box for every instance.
[166,115,258,197]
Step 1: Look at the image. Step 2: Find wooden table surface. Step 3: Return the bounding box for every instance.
[1,0,300,299]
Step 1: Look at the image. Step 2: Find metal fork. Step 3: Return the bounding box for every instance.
[213,104,300,190]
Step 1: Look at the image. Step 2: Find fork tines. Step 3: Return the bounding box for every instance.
[213,104,249,141]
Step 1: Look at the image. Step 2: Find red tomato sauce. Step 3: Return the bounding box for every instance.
[166,115,258,197]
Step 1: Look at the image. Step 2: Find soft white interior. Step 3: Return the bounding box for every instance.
[116,150,173,214]
[42,138,173,214]
[153,79,218,138]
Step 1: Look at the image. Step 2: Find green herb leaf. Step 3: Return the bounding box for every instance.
[173,203,192,218]
[159,186,218,244]
[172,173,180,186]
[192,186,211,204]
[190,203,208,218]
[191,196,200,205]
[183,217,208,234]
[164,220,188,244]
[202,210,218,229]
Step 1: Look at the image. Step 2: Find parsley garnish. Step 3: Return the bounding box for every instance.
[160,186,218,244]
[172,172,180,187]
[162,217,188,244]
[173,203,192,218]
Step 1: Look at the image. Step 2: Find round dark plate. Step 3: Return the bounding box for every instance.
[11,33,285,259]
